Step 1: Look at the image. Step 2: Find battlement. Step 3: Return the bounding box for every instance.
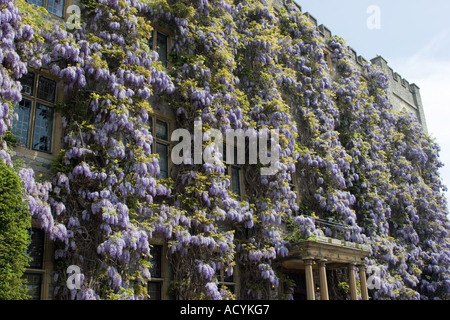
[371,56,428,132]
[371,56,420,93]
[276,1,371,69]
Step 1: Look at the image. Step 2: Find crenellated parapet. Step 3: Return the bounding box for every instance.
[371,56,428,132]
[274,0,428,132]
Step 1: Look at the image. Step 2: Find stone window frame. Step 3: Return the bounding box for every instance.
[148,113,173,180]
[148,26,171,69]
[23,227,55,300]
[12,70,59,156]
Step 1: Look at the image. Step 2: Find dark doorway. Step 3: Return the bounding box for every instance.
[285,270,307,300]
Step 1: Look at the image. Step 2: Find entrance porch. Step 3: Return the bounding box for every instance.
[278,237,371,300]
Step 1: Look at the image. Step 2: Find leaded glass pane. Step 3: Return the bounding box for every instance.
[27,0,44,7]
[37,76,56,103]
[148,32,154,51]
[47,0,64,18]
[149,245,162,278]
[147,282,161,300]
[12,99,32,147]
[156,119,168,140]
[32,103,54,153]
[20,72,35,96]
[24,273,42,300]
[148,116,154,133]
[157,32,168,67]
[27,228,45,269]
[224,272,234,283]
[231,166,241,197]
[148,116,154,151]
[156,142,169,179]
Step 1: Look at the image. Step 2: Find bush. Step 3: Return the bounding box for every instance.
[0,161,31,299]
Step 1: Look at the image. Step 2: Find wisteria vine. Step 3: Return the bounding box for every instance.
[1,0,449,300]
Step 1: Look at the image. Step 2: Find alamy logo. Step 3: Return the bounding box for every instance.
[366,266,382,290]
[66,265,82,290]
[367,5,381,30]
[66,5,81,30]
[171,121,280,176]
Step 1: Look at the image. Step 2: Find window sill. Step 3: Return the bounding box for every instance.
[12,146,57,161]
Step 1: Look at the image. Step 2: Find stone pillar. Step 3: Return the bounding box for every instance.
[318,260,329,300]
[348,263,358,300]
[358,264,369,300]
[304,259,315,300]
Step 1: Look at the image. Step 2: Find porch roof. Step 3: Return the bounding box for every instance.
[279,237,371,270]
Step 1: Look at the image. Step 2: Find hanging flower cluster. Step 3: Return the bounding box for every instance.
[150,0,258,300]
[327,35,450,299]
[230,0,299,299]
[0,0,35,164]
[1,0,449,300]
[45,0,178,299]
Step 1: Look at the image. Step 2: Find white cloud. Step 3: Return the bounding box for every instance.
[409,29,450,63]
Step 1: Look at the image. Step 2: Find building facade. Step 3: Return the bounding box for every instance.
[12,0,433,300]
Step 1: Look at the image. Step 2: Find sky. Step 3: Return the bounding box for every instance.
[295,0,450,208]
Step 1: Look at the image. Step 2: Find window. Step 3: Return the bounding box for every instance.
[12,72,56,154]
[23,273,43,300]
[27,228,45,269]
[148,116,170,179]
[230,166,242,197]
[289,172,301,209]
[27,0,65,18]
[149,30,169,68]
[147,282,162,300]
[24,228,45,300]
[217,268,236,295]
[148,245,163,300]
[223,145,242,198]
[323,50,333,73]
[149,245,162,278]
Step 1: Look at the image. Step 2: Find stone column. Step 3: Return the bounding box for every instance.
[304,259,315,300]
[348,263,358,300]
[318,260,329,300]
[358,264,369,300]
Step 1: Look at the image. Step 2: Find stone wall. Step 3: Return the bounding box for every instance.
[15,0,429,180]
